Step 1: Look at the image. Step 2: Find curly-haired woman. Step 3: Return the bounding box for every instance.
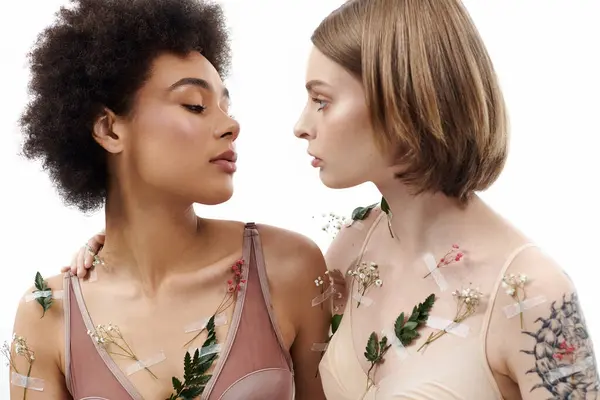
[9,1,328,399]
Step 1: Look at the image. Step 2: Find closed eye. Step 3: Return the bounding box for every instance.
[182,104,207,114]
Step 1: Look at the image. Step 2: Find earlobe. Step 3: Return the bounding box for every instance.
[92,109,124,154]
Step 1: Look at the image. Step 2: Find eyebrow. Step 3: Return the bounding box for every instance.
[169,77,230,99]
[305,79,331,92]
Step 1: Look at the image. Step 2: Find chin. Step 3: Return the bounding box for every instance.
[194,182,234,205]
[319,170,363,189]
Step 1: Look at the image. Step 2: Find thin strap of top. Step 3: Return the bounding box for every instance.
[63,222,293,400]
[481,242,538,332]
[203,222,293,398]
[480,243,538,379]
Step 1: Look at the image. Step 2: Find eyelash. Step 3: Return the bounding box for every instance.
[311,98,328,111]
[182,104,207,114]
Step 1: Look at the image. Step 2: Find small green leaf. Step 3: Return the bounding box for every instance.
[403,321,418,331]
[331,314,343,334]
[172,377,183,392]
[37,297,53,318]
[183,351,193,377]
[364,332,379,362]
[380,197,390,214]
[379,336,388,350]
[34,272,46,291]
[180,386,203,399]
[394,293,436,346]
[351,203,377,221]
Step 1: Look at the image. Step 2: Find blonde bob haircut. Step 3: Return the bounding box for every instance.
[311,0,508,202]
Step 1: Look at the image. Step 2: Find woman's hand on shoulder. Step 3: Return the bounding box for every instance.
[60,230,105,278]
[487,248,599,399]
[10,274,71,398]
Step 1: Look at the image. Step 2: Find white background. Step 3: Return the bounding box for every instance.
[1,1,598,397]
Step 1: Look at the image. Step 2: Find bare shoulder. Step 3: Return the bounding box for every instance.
[255,224,329,399]
[487,248,599,399]
[255,223,328,324]
[256,223,326,279]
[326,205,384,274]
[10,273,69,397]
[14,272,66,331]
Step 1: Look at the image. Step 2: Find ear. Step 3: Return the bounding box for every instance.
[92,108,126,154]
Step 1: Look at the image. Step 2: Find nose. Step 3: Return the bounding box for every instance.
[218,115,240,142]
[293,106,315,140]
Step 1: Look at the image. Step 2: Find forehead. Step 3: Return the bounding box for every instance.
[147,51,225,91]
[305,47,362,92]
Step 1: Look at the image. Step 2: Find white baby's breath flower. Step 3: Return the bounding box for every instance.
[88,323,158,379]
[347,261,383,307]
[501,272,530,329]
[316,212,350,239]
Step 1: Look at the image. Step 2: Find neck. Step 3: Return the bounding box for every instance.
[375,180,477,252]
[100,187,203,294]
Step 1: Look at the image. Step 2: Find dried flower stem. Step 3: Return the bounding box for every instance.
[314,271,334,310]
[417,286,482,352]
[423,245,464,278]
[316,212,349,239]
[183,259,245,348]
[3,335,36,400]
[501,273,528,329]
[364,332,390,392]
[88,324,158,379]
[347,262,383,308]
[1,341,19,373]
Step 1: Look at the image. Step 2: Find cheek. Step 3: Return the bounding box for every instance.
[318,102,389,186]
[323,102,378,161]
[128,107,211,180]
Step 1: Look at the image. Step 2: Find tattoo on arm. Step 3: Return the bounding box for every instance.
[521,293,599,399]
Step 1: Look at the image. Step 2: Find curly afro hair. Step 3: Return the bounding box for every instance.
[20,0,231,212]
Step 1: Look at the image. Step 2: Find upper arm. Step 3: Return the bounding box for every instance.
[9,276,70,399]
[488,251,599,399]
[286,235,330,400]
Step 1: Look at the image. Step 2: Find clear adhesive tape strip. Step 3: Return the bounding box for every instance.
[546,355,595,383]
[426,316,470,338]
[125,351,167,376]
[382,327,408,360]
[503,295,547,319]
[352,292,374,307]
[188,343,222,358]
[311,342,329,352]
[311,285,336,307]
[24,290,64,302]
[423,253,448,292]
[184,312,227,333]
[24,290,52,302]
[352,221,365,231]
[11,372,45,391]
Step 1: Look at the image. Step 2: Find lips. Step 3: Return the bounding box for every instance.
[210,149,237,174]
[210,149,237,163]
[308,152,323,168]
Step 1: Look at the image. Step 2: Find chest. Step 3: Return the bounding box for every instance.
[69,281,238,399]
